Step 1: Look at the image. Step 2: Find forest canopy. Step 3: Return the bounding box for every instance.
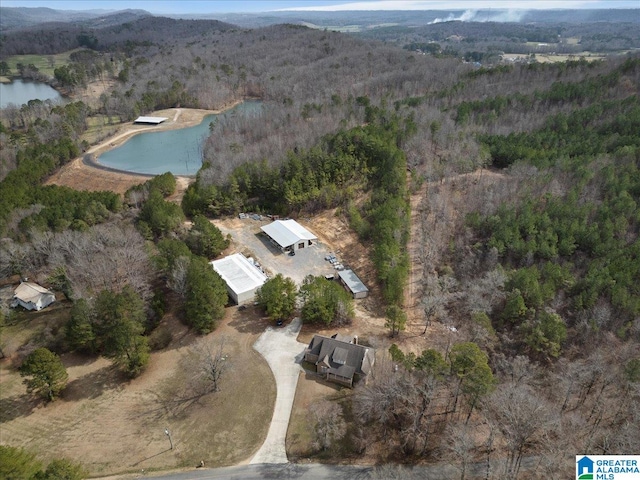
[0,11,638,478]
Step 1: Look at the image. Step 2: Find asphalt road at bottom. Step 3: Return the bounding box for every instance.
[141,457,542,479]
[144,464,374,480]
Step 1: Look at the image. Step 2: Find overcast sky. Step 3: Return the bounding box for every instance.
[2,0,638,14]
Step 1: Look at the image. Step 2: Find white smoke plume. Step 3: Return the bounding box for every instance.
[429,9,527,24]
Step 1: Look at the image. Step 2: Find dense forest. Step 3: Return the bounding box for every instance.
[1,11,639,479]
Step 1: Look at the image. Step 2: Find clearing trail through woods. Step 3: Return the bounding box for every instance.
[402,168,509,350]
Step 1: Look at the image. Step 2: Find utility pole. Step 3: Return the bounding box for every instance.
[164,428,173,450]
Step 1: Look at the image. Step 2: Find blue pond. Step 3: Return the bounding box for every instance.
[0,79,63,108]
[98,101,261,176]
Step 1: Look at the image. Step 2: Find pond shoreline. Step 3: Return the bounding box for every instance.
[45,99,252,195]
[87,100,244,159]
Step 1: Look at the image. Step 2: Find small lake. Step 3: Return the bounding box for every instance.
[98,101,262,176]
[0,78,63,108]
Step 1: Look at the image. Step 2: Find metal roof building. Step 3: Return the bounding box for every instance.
[261,219,318,252]
[134,116,168,124]
[11,282,56,311]
[211,253,268,305]
[338,269,369,299]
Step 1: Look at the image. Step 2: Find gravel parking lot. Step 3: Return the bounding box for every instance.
[214,217,337,285]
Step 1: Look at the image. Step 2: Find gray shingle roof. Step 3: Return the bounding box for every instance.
[307,335,375,378]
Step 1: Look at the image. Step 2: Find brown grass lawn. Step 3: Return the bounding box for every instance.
[0,305,275,476]
[286,370,350,461]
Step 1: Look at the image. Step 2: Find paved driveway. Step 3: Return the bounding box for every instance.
[250,318,307,464]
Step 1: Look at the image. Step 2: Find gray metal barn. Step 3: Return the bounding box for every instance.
[260,219,318,252]
[338,269,369,299]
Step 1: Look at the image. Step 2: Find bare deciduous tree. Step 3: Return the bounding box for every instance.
[187,336,230,395]
[168,255,191,298]
[155,336,231,417]
[311,400,347,452]
[367,464,422,480]
[421,273,458,334]
[443,420,478,480]
[485,383,553,480]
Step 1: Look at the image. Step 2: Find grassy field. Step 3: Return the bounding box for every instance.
[82,115,122,145]
[503,52,607,63]
[4,49,83,77]
[0,304,276,476]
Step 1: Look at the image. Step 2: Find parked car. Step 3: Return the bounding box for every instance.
[276,319,284,327]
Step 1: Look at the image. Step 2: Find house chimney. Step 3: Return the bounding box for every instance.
[353,335,358,345]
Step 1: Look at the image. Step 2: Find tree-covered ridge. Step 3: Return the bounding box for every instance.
[0,16,235,56]
[455,58,640,130]
[449,58,640,359]
[481,97,640,169]
[469,157,640,320]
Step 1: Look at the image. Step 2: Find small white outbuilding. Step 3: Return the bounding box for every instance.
[11,282,56,311]
[211,253,268,305]
[134,116,168,124]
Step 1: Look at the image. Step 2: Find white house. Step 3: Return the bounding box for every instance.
[211,253,268,305]
[11,282,56,311]
[261,219,318,252]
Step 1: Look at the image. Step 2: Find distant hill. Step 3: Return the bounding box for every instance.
[74,9,154,29]
[170,9,640,29]
[3,7,637,33]
[0,7,127,30]
[0,16,238,57]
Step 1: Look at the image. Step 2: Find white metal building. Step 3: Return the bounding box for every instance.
[11,282,56,311]
[210,253,268,304]
[338,269,369,299]
[134,116,168,124]
[261,219,318,252]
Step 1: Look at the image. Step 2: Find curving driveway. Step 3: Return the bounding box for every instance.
[250,318,307,464]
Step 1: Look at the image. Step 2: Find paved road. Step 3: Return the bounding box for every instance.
[130,461,477,479]
[133,458,541,480]
[249,318,307,464]
[139,464,374,480]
